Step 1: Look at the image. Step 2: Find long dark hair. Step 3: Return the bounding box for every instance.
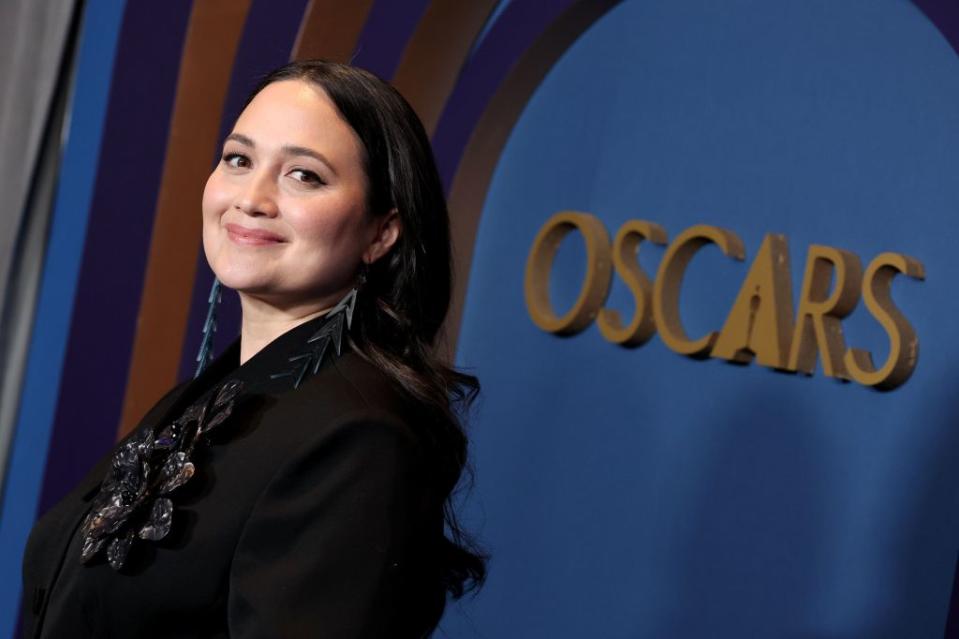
[245,60,486,600]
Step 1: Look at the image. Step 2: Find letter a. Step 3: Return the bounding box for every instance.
[712,234,794,369]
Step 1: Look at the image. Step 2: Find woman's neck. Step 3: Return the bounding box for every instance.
[237,294,333,365]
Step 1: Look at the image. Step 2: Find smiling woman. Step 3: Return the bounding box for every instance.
[21,61,485,639]
[203,78,401,362]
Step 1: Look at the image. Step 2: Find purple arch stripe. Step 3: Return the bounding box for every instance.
[913,5,959,639]
[36,2,194,515]
[177,0,310,382]
[913,0,959,60]
[350,0,432,80]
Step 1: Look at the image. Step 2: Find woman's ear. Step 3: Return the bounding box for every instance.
[364,208,402,264]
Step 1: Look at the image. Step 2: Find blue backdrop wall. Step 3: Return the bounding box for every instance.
[443,1,959,637]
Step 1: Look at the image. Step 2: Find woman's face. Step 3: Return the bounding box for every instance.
[202,79,394,311]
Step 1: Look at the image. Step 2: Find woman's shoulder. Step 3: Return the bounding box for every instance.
[277,349,414,422]
[239,348,420,456]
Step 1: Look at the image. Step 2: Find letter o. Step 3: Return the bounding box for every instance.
[524,211,612,335]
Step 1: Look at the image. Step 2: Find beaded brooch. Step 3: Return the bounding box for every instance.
[78,379,243,570]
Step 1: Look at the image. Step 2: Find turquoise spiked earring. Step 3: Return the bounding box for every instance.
[194,278,221,377]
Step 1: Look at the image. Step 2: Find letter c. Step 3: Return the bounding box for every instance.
[652,224,745,357]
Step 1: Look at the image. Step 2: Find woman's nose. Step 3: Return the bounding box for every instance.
[233,171,279,217]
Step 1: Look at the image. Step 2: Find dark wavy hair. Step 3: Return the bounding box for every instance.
[245,60,485,604]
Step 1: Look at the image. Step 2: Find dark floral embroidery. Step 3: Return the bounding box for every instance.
[79,379,243,570]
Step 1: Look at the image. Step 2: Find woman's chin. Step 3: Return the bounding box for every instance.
[211,269,274,295]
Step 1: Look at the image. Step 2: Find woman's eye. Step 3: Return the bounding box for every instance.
[222,153,250,169]
[289,168,324,186]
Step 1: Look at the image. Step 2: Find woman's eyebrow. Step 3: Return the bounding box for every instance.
[281,144,337,176]
[224,133,337,176]
[225,132,254,147]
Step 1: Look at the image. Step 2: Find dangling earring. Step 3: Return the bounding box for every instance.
[357,260,370,289]
[194,278,221,378]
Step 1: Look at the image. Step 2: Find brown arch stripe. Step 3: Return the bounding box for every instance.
[390,0,499,134]
[291,0,375,61]
[118,0,377,438]
[444,0,621,352]
[118,0,253,437]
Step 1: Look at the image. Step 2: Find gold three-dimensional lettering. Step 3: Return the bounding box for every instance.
[652,225,745,357]
[787,245,862,378]
[524,211,611,335]
[843,252,925,390]
[597,220,668,346]
[711,234,794,369]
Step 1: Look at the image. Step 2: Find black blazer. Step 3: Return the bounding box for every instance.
[22,314,447,638]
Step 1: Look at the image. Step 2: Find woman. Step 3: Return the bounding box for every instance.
[22,60,485,638]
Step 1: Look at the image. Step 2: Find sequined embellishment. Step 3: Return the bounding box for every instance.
[79,379,243,570]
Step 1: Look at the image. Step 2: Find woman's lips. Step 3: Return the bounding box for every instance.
[225,223,286,246]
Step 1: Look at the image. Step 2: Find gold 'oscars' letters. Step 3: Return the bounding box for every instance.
[524,211,925,391]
